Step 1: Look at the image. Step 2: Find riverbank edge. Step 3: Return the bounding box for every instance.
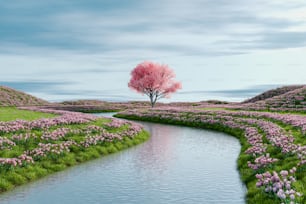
[0,130,150,194]
[114,113,267,204]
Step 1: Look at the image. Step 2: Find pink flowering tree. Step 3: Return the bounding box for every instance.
[128,61,182,108]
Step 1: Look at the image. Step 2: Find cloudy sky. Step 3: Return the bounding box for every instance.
[1,0,305,102]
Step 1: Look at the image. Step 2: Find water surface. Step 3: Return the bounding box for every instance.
[0,113,245,204]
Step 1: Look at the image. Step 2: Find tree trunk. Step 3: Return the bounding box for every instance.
[149,93,154,108]
[152,94,158,108]
[149,92,159,108]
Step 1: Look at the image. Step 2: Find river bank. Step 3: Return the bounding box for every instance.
[115,108,305,204]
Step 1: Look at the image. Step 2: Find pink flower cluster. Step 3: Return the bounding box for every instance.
[0,120,27,133]
[293,145,306,167]
[119,123,144,138]
[247,154,278,170]
[244,127,267,156]
[84,125,104,134]
[256,168,302,203]
[0,136,16,150]
[41,128,72,141]
[80,135,104,148]
[80,132,122,148]
[0,154,34,168]
[105,119,128,128]
[26,141,77,159]
[11,133,37,142]
[236,118,297,155]
[80,121,143,147]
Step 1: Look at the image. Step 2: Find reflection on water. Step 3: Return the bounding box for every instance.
[0,113,246,204]
[134,123,179,173]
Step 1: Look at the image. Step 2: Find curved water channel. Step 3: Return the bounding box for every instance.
[0,113,246,204]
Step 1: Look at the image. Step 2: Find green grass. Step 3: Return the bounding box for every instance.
[0,107,56,121]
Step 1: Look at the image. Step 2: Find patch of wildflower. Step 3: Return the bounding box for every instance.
[0,137,16,150]
[0,154,34,171]
[26,141,77,160]
[247,154,278,170]
[256,167,302,203]
[41,128,72,141]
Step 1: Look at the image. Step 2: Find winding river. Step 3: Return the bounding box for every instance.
[0,113,246,204]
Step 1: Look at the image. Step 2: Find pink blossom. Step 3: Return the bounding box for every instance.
[128,61,182,107]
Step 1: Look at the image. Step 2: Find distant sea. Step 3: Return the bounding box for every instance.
[0,81,283,103]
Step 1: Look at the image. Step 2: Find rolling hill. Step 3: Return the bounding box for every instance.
[0,86,49,106]
[243,85,304,103]
[242,85,306,112]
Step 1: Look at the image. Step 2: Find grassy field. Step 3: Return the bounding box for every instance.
[0,107,56,121]
[0,107,149,193]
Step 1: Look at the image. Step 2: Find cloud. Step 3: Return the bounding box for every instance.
[1,0,306,57]
[0,0,305,102]
[244,31,306,49]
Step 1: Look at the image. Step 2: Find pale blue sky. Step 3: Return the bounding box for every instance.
[0,0,305,102]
